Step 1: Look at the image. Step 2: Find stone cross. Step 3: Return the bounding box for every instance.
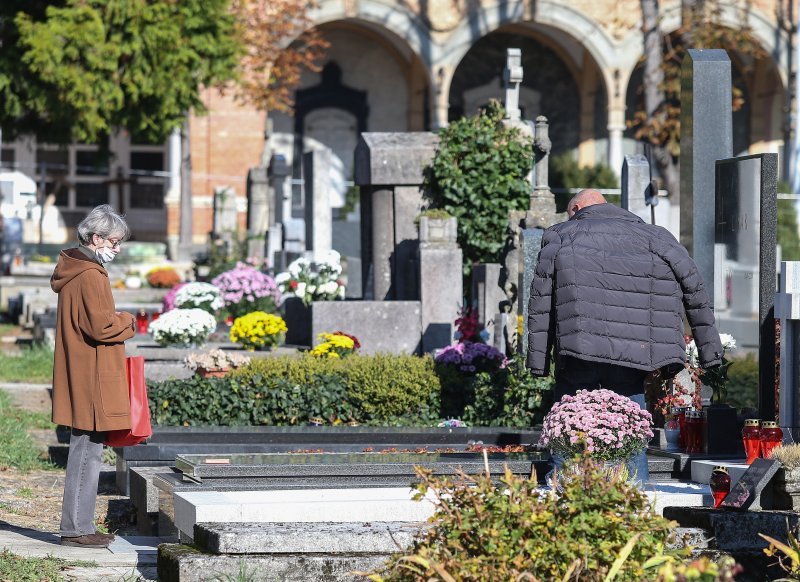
[503,49,523,122]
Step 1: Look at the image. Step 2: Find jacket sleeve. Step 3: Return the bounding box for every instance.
[526,228,561,375]
[79,270,136,344]
[656,230,722,368]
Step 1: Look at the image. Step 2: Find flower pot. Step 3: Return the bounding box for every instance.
[197,367,229,379]
[664,427,681,450]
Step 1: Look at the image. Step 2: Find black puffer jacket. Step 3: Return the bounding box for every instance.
[526,203,722,375]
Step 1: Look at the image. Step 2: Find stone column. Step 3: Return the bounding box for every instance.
[607,106,626,176]
[680,49,733,290]
[266,154,289,269]
[525,116,557,228]
[518,228,545,353]
[371,188,394,300]
[303,148,333,256]
[419,216,462,353]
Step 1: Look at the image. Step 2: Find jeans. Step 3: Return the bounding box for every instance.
[60,428,105,537]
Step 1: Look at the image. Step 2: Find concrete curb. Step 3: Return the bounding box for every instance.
[0,383,52,413]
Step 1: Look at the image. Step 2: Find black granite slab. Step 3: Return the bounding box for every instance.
[174,451,546,481]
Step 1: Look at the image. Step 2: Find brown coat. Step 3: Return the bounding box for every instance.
[51,248,136,431]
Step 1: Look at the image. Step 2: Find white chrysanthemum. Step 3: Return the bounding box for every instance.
[720,333,737,352]
[148,308,216,347]
[685,339,699,367]
[174,282,224,311]
[288,257,311,277]
[274,272,291,284]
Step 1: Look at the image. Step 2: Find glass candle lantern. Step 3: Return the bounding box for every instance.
[709,466,731,508]
[673,406,688,450]
[760,421,783,459]
[742,419,761,464]
[135,309,149,335]
[685,411,700,454]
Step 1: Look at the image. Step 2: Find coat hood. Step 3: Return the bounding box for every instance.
[571,202,645,224]
[51,248,106,293]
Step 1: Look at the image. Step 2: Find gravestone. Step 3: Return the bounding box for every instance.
[680,49,733,290]
[621,154,656,224]
[303,148,333,256]
[418,216,462,352]
[354,132,437,300]
[720,458,780,511]
[776,261,800,441]
[212,187,238,250]
[471,263,504,347]
[714,153,778,420]
[246,166,269,260]
[266,154,290,270]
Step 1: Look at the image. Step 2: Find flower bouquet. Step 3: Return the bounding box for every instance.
[173,282,225,316]
[184,348,251,377]
[666,332,737,409]
[148,308,217,347]
[230,311,287,351]
[211,265,281,319]
[539,389,654,464]
[309,331,361,358]
[275,251,346,305]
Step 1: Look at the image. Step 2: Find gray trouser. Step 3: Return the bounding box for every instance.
[60,428,105,537]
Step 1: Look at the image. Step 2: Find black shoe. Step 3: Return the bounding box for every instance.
[60,534,111,548]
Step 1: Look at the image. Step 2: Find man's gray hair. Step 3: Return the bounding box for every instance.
[76,204,130,245]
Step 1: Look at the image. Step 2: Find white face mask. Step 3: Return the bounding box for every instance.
[95,247,116,264]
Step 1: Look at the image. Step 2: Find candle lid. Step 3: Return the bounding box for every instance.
[744,419,760,426]
[712,466,729,474]
[762,421,779,428]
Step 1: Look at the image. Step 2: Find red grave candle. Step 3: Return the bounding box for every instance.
[760,421,783,460]
[709,466,731,508]
[742,419,761,464]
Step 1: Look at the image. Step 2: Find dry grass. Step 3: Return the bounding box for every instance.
[770,443,800,469]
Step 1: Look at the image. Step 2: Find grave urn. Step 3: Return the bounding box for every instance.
[771,466,800,511]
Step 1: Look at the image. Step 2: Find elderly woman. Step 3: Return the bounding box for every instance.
[51,204,136,548]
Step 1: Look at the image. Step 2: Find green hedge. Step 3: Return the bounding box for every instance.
[726,352,758,411]
[149,353,441,426]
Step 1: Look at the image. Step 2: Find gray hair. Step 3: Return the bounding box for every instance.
[76,204,131,245]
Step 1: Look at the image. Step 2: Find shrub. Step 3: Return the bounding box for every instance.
[148,374,356,426]
[462,353,554,427]
[726,352,758,411]
[423,100,532,275]
[369,452,678,581]
[146,266,181,288]
[232,354,441,425]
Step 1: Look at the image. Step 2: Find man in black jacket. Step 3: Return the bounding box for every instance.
[526,189,722,479]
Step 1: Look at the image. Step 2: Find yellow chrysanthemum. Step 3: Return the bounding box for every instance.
[230,311,287,351]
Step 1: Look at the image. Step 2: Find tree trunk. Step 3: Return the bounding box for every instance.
[641,0,680,198]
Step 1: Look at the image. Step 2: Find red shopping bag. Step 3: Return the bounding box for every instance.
[104,356,152,447]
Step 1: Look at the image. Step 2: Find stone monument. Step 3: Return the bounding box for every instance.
[680,49,733,291]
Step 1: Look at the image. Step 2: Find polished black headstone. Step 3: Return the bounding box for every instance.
[714,153,778,418]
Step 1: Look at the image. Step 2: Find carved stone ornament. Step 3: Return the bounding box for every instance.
[424,0,468,32]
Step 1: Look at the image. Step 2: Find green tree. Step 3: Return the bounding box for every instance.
[424,101,533,275]
[0,0,241,144]
[778,180,800,261]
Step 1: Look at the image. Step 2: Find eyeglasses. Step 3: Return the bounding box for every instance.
[103,237,122,249]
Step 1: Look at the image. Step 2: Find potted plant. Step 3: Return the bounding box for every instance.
[211,265,281,320]
[147,308,217,347]
[309,331,361,358]
[539,388,654,481]
[229,311,287,351]
[173,282,225,316]
[184,349,250,378]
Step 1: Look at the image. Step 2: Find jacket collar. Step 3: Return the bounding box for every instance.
[571,203,645,224]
